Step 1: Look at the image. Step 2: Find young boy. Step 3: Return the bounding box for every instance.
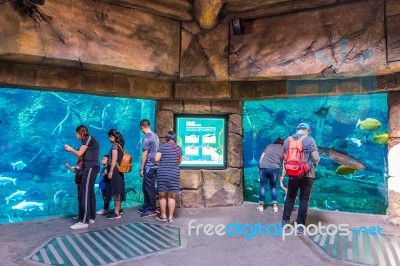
[96,155,124,215]
[96,155,110,215]
[65,158,83,220]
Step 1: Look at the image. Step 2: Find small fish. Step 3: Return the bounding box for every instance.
[53,190,69,205]
[126,187,137,194]
[356,118,381,131]
[0,176,17,186]
[5,190,26,204]
[324,200,343,211]
[11,160,27,171]
[335,165,358,175]
[12,200,44,211]
[373,133,388,145]
[345,137,362,147]
[352,174,375,180]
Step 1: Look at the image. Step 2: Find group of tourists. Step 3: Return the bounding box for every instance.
[64,119,182,230]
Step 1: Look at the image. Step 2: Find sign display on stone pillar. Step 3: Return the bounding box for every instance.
[175,115,227,168]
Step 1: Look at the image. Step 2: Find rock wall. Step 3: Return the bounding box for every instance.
[156,100,243,207]
[0,0,180,78]
[229,0,386,79]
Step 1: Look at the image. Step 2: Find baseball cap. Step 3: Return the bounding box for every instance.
[297,123,311,131]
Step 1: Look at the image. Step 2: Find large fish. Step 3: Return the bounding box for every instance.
[356,118,381,131]
[318,147,366,170]
[0,176,17,186]
[12,200,44,211]
[5,190,26,204]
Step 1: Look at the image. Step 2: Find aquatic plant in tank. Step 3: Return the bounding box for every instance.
[243,93,388,214]
[0,87,155,224]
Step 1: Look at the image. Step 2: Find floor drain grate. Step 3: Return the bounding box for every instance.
[26,222,182,265]
[309,230,400,265]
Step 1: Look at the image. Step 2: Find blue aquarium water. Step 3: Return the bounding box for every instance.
[243,93,388,214]
[0,87,155,224]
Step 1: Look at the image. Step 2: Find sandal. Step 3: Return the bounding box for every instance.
[168,217,174,223]
[156,216,167,222]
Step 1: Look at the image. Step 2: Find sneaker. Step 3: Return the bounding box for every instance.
[273,206,279,213]
[156,216,167,222]
[71,222,89,230]
[141,210,157,217]
[106,212,122,220]
[296,226,305,235]
[137,208,145,214]
[96,209,108,215]
[119,209,124,215]
[89,219,95,224]
[72,215,79,220]
[282,220,291,232]
[257,205,263,212]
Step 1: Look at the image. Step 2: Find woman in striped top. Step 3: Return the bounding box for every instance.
[155,131,182,223]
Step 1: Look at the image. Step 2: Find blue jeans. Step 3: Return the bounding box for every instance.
[259,168,278,204]
[142,168,157,212]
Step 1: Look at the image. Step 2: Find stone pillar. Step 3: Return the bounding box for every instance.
[156,98,243,208]
[387,91,400,226]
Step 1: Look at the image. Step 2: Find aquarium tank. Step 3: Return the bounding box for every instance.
[243,93,388,214]
[0,87,155,224]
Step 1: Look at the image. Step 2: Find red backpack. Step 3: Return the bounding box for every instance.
[284,135,309,178]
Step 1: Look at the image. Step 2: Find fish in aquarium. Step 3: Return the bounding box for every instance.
[335,165,358,175]
[352,174,375,180]
[126,187,137,194]
[318,147,366,170]
[5,190,26,204]
[324,200,343,211]
[12,200,44,212]
[345,137,362,147]
[0,176,17,186]
[356,118,381,131]
[11,160,27,171]
[88,104,111,131]
[313,99,330,119]
[53,190,69,205]
[372,133,388,145]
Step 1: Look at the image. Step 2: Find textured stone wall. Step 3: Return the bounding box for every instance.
[229,0,386,79]
[156,100,243,208]
[0,0,180,78]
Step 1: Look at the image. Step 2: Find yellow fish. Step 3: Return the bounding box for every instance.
[373,133,388,145]
[335,165,358,175]
[356,118,381,131]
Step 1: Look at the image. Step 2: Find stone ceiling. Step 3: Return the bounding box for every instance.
[97,0,362,29]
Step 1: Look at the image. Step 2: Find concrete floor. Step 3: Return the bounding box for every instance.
[1,202,398,266]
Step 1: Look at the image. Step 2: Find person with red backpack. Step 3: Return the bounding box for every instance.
[281,123,320,233]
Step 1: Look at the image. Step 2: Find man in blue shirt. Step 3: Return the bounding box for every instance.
[281,123,320,232]
[139,119,159,217]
